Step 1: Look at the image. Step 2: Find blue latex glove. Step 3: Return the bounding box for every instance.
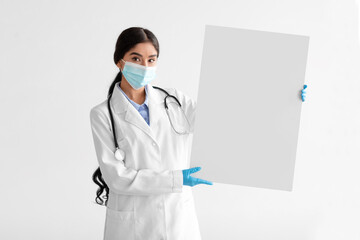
[182,167,213,187]
[301,84,307,102]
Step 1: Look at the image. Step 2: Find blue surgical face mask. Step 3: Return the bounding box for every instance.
[120,59,157,90]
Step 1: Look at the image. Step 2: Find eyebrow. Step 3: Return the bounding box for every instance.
[129,52,157,58]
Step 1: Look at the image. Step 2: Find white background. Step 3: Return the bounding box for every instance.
[1,0,360,239]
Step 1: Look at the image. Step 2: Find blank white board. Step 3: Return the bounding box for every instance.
[190,25,309,191]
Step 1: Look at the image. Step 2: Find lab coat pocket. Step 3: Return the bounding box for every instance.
[183,198,192,206]
[181,195,192,208]
[104,207,135,240]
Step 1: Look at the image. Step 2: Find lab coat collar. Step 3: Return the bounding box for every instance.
[117,83,149,111]
[110,81,165,143]
[111,82,164,114]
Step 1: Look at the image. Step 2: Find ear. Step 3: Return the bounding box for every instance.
[116,59,125,69]
[116,61,122,70]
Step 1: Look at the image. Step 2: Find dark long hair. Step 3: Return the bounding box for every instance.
[92,27,160,206]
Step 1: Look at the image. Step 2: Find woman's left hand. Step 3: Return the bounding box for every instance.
[182,167,213,187]
[301,84,307,102]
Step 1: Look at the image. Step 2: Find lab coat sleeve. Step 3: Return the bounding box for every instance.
[90,107,183,196]
[171,88,197,133]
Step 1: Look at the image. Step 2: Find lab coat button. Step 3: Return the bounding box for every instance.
[152,142,156,146]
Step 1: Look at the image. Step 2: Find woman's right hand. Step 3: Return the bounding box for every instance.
[182,167,213,187]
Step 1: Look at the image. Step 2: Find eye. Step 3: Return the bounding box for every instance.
[132,57,140,62]
[149,59,156,63]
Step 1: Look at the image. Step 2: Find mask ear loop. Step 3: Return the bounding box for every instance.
[119,59,125,72]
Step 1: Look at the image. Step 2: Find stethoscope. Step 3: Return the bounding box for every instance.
[107,82,191,161]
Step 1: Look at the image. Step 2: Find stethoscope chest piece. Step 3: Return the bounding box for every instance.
[114,148,125,161]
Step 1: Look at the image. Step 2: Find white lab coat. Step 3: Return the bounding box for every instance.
[89,82,202,240]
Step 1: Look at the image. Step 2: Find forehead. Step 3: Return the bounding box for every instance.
[127,42,157,57]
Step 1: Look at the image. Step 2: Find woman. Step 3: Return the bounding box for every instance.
[90,27,213,240]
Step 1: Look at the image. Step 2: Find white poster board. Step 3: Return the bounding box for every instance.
[190,25,309,191]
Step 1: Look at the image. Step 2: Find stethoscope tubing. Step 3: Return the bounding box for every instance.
[107,83,181,151]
